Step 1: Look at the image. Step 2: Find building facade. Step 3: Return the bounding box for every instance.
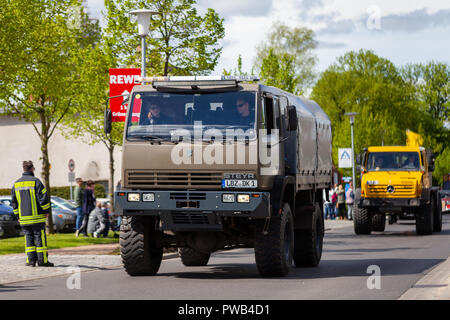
[0,115,122,192]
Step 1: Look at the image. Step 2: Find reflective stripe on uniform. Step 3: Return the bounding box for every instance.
[42,188,47,194]
[15,189,22,217]
[41,203,50,210]
[14,181,36,189]
[38,229,48,263]
[29,188,37,216]
[19,216,46,226]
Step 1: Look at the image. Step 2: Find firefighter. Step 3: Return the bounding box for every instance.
[11,161,54,267]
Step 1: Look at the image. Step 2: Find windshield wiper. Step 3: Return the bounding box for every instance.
[128,135,175,143]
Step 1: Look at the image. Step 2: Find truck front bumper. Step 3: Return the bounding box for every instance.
[115,190,271,231]
[359,197,422,208]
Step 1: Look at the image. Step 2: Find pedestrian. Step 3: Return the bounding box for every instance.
[101,202,111,237]
[74,177,84,235]
[76,180,96,237]
[346,181,355,220]
[10,161,54,267]
[87,201,108,238]
[330,184,338,219]
[336,184,346,220]
[323,189,333,220]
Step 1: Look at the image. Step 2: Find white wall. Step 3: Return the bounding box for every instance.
[0,115,122,189]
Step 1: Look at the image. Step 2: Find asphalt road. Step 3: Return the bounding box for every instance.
[1,215,449,300]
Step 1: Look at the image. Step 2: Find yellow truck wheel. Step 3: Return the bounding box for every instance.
[353,203,371,235]
[415,203,434,235]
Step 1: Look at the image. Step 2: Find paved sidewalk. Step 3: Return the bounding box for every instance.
[325,219,353,231]
[399,255,450,300]
[0,243,179,285]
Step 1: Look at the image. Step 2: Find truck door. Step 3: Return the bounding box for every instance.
[262,94,284,175]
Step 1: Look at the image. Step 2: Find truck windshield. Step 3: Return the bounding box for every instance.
[366,152,421,171]
[126,91,256,141]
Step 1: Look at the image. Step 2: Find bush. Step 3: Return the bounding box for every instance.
[0,184,106,199]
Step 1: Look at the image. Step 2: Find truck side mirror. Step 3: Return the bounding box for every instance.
[104,108,112,134]
[287,105,298,131]
[356,154,362,165]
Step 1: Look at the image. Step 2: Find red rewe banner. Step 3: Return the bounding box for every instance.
[109,68,141,122]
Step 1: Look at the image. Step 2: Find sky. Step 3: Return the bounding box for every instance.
[85,0,450,77]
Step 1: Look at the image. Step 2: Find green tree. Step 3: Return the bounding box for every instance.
[402,62,449,154]
[0,0,100,233]
[60,45,123,209]
[311,50,420,170]
[259,48,298,93]
[254,22,317,94]
[434,147,450,186]
[103,0,225,75]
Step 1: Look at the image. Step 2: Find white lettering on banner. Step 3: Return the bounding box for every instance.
[110,75,139,85]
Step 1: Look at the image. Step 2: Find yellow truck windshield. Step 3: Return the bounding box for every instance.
[366,152,421,171]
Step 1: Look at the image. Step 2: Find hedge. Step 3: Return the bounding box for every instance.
[0,184,106,199]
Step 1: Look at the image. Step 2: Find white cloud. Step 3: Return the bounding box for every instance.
[85,0,450,78]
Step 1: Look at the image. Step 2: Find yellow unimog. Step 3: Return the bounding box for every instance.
[354,146,442,235]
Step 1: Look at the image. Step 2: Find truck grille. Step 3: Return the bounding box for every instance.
[366,184,415,198]
[126,171,223,189]
[172,212,209,225]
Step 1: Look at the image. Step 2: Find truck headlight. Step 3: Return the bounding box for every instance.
[128,193,140,202]
[142,193,155,202]
[237,194,250,203]
[410,199,420,206]
[363,199,370,206]
[222,194,235,203]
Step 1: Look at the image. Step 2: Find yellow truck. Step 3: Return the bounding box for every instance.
[354,146,442,235]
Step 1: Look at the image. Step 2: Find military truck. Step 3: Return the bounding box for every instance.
[104,76,333,277]
[354,146,442,235]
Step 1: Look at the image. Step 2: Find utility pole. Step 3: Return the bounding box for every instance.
[344,112,359,187]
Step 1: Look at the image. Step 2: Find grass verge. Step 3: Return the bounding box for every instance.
[0,231,119,255]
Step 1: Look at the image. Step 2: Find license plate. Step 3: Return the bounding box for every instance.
[222,179,258,188]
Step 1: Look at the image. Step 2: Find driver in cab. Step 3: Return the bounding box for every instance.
[142,103,171,125]
[235,98,254,126]
[375,156,385,171]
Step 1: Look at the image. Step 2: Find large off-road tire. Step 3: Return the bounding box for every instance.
[415,203,434,235]
[353,203,371,235]
[371,213,386,232]
[254,203,294,277]
[178,248,211,266]
[120,216,163,276]
[433,193,442,233]
[293,203,324,267]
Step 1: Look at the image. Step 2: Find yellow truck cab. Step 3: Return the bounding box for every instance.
[354,146,442,235]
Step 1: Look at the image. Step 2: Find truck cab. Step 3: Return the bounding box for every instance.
[354,146,442,235]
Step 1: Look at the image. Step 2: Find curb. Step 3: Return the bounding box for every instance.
[399,256,450,300]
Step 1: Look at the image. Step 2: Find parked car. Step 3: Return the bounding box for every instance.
[0,195,76,233]
[51,196,77,212]
[0,202,22,238]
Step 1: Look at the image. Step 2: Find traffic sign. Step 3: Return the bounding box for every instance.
[68,172,75,183]
[109,68,141,122]
[338,148,353,168]
[68,159,75,172]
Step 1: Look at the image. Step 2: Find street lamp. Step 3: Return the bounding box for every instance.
[130,9,159,78]
[344,112,359,188]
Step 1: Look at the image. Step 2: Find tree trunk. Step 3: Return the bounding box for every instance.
[108,142,115,211]
[40,114,54,234]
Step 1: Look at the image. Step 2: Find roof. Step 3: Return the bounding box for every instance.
[368,146,422,152]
